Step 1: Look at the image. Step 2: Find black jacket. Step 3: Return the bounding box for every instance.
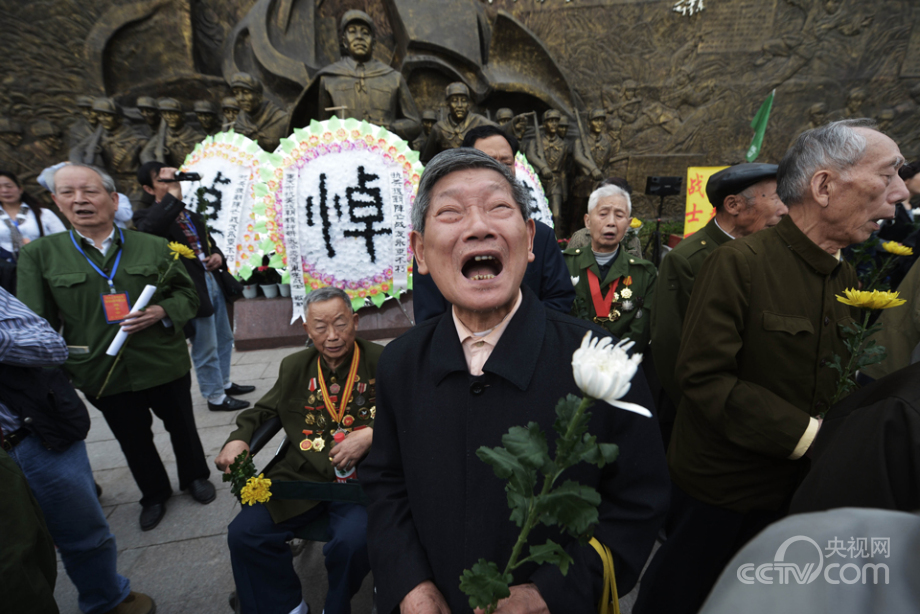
[0,365,90,452]
[362,285,670,613]
[133,194,224,319]
[790,363,920,514]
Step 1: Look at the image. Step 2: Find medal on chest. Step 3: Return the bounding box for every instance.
[316,346,362,433]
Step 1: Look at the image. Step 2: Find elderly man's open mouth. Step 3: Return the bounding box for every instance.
[461,252,504,281]
[74,206,97,218]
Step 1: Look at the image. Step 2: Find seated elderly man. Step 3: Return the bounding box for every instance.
[216,286,382,614]
[563,184,658,353]
[634,119,909,614]
[362,149,669,613]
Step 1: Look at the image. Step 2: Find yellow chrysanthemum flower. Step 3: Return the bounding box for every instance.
[881,241,913,256]
[168,242,196,260]
[630,217,643,229]
[836,288,906,310]
[240,473,272,506]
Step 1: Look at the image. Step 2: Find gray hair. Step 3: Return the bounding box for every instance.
[303,287,354,316]
[412,148,531,235]
[777,118,877,206]
[51,163,117,194]
[587,184,632,215]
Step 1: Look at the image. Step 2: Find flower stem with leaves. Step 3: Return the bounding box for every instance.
[459,334,649,613]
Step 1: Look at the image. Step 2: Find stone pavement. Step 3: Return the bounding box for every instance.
[54,342,645,614]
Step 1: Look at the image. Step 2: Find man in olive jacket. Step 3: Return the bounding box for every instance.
[217,287,382,614]
[17,163,213,533]
[650,162,785,445]
[634,120,911,614]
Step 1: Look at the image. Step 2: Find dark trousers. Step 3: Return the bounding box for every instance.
[633,483,781,614]
[87,372,210,507]
[228,501,370,614]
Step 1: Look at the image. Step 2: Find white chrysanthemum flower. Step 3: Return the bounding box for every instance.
[570,276,580,287]
[571,332,651,417]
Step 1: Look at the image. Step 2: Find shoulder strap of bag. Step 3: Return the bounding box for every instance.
[589,537,620,614]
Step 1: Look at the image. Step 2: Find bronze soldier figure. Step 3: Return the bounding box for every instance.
[67,96,97,151]
[411,110,437,152]
[525,109,568,227]
[140,98,205,167]
[0,118,25,175]
[221,97,240,132]
[308,10,421,142]
[421,82,493,163]
[73,98,146,201]
[229,72,289,152]
[194,101,221,136]
[135,96,160,138]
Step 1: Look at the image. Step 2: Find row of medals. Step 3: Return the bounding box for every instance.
[304,376,372,431]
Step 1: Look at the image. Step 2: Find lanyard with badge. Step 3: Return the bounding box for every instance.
[69,228,132,324]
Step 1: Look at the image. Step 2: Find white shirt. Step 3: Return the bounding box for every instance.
[73,227,116,256]
[0,203,67,253]
[713,218,735,240]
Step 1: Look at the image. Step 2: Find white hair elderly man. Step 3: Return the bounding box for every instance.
[17,163,214,533]
[633,118,910,614]
[563,183,658,353]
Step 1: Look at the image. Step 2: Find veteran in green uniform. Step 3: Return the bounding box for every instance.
[650,163,785,444]
[564,183,657,353]
[17,163,212,532]
[217,286,382,614]
[633,119,911,614]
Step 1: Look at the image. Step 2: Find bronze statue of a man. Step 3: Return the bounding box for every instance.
[308,10,420,142]
[195,101,221,136]
[229,72,289,152]
[140,98,205,166]
[135,96,160,138]
[525,109,568,225]
[411,110,437,152]
[67,96,97,151]
[495,108,514,129]
[573,109,616,184]
[72,97,146,199]
[221,97,240,131]
[421,82,493,163]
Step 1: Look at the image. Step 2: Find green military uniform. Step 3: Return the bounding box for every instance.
[650,217,733,406]
[226,338,383,523]
[669,215,858,512]
[564,245,657,353]
[17,230,198,398]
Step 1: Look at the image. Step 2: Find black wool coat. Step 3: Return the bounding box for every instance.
[362,286,670,613]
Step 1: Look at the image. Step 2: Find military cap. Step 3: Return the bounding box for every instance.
[194,100,217,114]
[0,118,22,134]
[496,108,514,121]
[421,109,438,121]
[157,97,182,112]
[543,109,561,122]
[136,96,158,109]
[76,96,95,108]
[589,108,606,120]
[706,163,778,209]
[31,120,60,138]
[340,9,375,34]
[221,96,241,110]
[445,82,470,99]
[558,115,570,126]
[229,72,262,93]
[92,98,120,115]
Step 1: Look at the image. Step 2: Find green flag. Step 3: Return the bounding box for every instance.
[745,89,775,162]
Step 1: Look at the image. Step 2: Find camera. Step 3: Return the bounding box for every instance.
[645,176,682,197]
[159,171,202,183]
